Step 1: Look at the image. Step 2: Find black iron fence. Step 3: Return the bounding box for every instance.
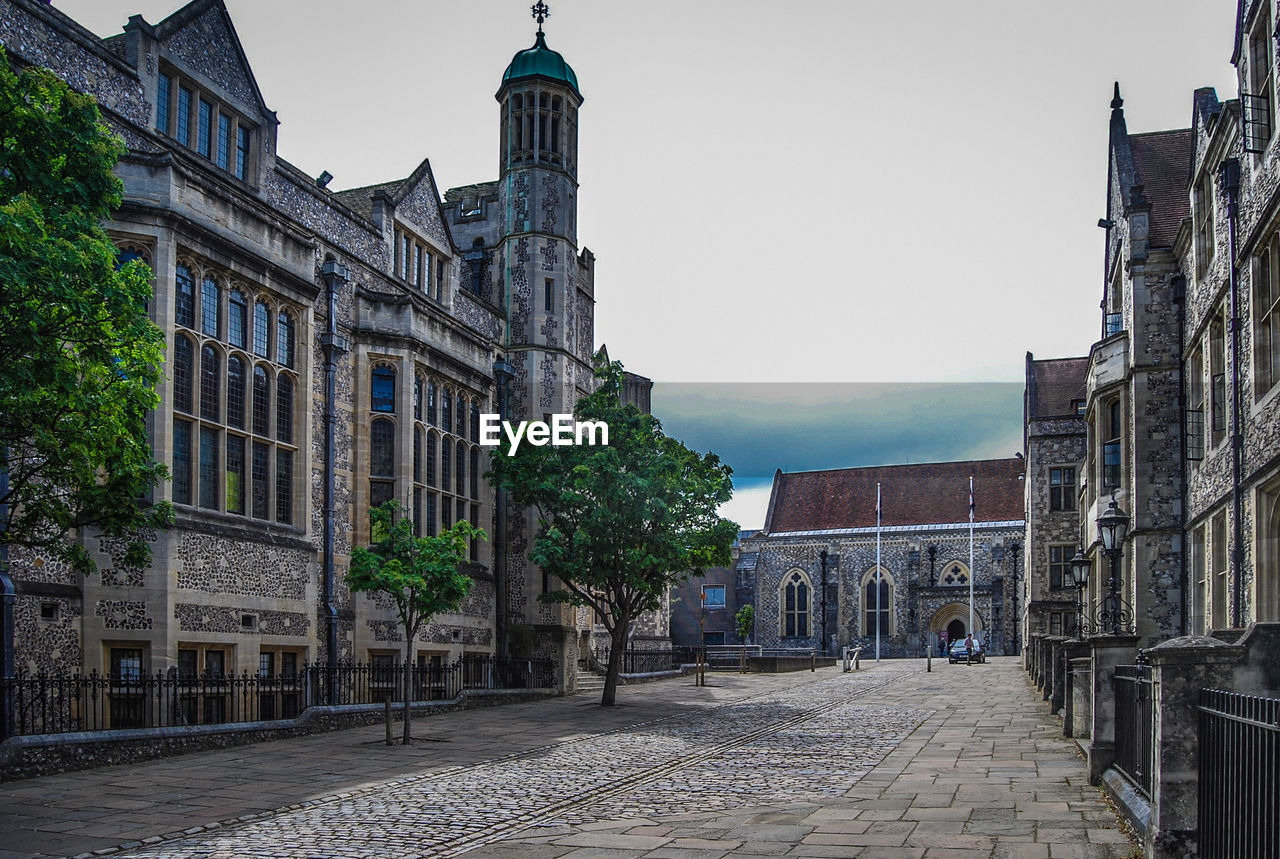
[1,656,555,739]
[1198,688,1280,858]
[1112,664,1154,798]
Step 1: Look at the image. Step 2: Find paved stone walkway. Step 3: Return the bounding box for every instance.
[0,658,1134,858]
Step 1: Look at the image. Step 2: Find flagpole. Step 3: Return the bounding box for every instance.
[969,476,975,637]
[875,482,882,663]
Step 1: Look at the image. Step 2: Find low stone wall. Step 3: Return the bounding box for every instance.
[748,656,837,673]
[0,688,556,782]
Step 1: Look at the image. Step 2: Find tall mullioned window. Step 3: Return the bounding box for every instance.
[409,372,485,553]
[781,570,810,638]
[1256,238,1280,397]
[170,257,299,524]
[155,66,255,181]
[1049,467,1076,511]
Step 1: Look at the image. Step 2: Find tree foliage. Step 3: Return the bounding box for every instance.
[0,47,171,571]
[735,604,755,643]
[489,355,738,705]
[348,501,482,742]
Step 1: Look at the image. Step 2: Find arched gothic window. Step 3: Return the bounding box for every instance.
[201,276,220,337]
[253,299,271,358]
[252,365,270,436]
[228,289,247,349]
[942,562,969,586]
[372,365,396,413]
[199,345,220,421]
[173,334,194,414]
[226,355,246,429]
[175,264,195,328]
[781,570,810,638]
[426,380,438,426]
[277,311,295,369]
[862,568,893,637]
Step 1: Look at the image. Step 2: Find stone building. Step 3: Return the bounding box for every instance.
[741,459,1025,658]
[668,532,759,650]
[0,0,619,689]
[1022,353,1087,643]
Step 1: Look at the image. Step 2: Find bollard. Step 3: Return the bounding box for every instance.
[854,650,861,671]
[927,645,932,673]
[384,693,393,746]
[810,653,816,672]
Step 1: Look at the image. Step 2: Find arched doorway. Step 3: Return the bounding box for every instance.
[928,602,986,654]
[946,618,965,643]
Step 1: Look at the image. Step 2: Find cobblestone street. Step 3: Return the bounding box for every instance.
[0,658,1135,858]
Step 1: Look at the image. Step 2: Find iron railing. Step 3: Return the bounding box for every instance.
[1242,91,1274,155]
[1198,688,1280,858]
[0,656,555,739]
[1112,664,1154,799]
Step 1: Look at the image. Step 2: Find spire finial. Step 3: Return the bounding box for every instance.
[531,1,550,34]
[1111,82,1123,111]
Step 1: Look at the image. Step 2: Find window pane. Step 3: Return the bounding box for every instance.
[456,441,466,495]
[372,367,396,413]
[277,312,294,368]
[199,426,219,509]
[173,419,192,505]
[201,277,220,336]
[228,290,247,349]
[470,447,479,498]
[426,432,437,486]
[177,86,191,147]
[156,74,171,134]
[226,434,245,514]
[371,418,395,477]
[252,441,269,519]
[276,374,293,443]
[470,403,481,443]
[441,495,452,529]
[236,126,251,181]
[253,365,271,436]
[197,98,212,157]
[200,345,220,421]
[425,492,437,537]
[413,488,422,536]
[414,375,424,421]
[441,442,451,492]
[427,381,437,426]
[457,396,467,436]
[442,390,452,432]
[175,264,195,328]
[413,427,423,483]
[276,448,292,524]
[227,356,245,428]
[254,301,270,358]
[216,113,230,169]
[173,334,194,413]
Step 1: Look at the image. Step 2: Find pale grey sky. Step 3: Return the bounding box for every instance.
[56,0,1240,386]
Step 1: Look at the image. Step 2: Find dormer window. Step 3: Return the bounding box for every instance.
[155,67,255,183]
[392,223,442,301]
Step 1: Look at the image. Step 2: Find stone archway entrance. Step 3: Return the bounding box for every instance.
[928,602,985,653]
[946,618,965,643]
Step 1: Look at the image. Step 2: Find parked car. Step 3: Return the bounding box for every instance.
[948,640,985,664]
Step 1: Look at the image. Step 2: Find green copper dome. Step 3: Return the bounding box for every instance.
[501,32,580,97]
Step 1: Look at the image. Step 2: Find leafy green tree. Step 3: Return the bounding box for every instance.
[490,356,738,705]
[0,47,170,572]
[735,604,755,644]
[348,501,482,743]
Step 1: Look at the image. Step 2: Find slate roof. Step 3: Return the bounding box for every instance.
[332,181,402,222]
[764,458,1025,533]
[736,552,759,572]
[1028,357,1088,419]
[1129,130,1192,249]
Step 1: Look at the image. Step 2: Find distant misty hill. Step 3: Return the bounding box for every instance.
[651,382,1024,481]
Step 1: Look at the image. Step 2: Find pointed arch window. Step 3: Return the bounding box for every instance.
[252,365,271,437]
[441,440,452,492]
[176,264,195,328]
[201,277,220,337]
[277,311,295,369]
[253,300,271,358]
[442,388,453,433]
[413,426,423,483]
[372,365,396,413]
[427,380,438,426]
[414,374,424,422]
[228,289,247,349]
[226,355,246,429]
[456,440,466,495]
[781,570,810,638]
[276,374,294,444]
[173,334,194,414]
[199,345,221,421]
[862,569,893,637]
[426,431,438,487]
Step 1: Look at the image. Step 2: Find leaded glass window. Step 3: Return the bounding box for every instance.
[228,290,247,349]
[276,448,292,525]
[173,334,194,414]
[371,418,395,477]
[200,345,220,421]
[372,366,396,413]
[175,264,195,328]
[253,365,270,436]
[199,427,219,509]
[277,312,294,369]
[227,356,245,429]
[276,375,293,443]
[226,435,245,514]
[254,300,270,358]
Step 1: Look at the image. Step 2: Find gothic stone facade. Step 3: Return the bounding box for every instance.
[1,0,618,688]
[741,460,1025,658]
[1022,355,1087,643]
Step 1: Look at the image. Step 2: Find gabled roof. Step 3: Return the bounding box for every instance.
[1129,130,1193,248]
[150,0,272,118]
[332,158,456,251]
[763,458,1025,534]
[1027,356,1088,419]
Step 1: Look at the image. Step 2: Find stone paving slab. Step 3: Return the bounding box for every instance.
[0,658,1135,857]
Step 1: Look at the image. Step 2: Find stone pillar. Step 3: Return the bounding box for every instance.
[1047,636,1068,710]
[1061,639,1090,736]
[1143,635,1244,858]
[1087,634,1140,783]
[1069,655,1092,738]
[1027,633,1043,680]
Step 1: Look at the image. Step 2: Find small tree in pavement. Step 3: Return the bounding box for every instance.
[348,501,482,743]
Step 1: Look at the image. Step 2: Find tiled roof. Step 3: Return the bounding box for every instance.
[1129,130,1192,249]
[1028,357,1088,419]
[332,180,402,221]
[736,552,758,571]
[764,458,1025,533]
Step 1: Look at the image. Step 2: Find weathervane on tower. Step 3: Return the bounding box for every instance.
[531,2,550,34]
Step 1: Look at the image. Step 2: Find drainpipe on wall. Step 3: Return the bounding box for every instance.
[1219,158,1244,629]
[492,356,514,661]
[1173,274,1189,635]
[320,259,349,684]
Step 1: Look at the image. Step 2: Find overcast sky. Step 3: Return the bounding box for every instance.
[58,0,1239,385]
[54,0,1240,527]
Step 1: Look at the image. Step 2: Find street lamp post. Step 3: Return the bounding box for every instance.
[1069,546,1091,638]
[1095,493,1132,635]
